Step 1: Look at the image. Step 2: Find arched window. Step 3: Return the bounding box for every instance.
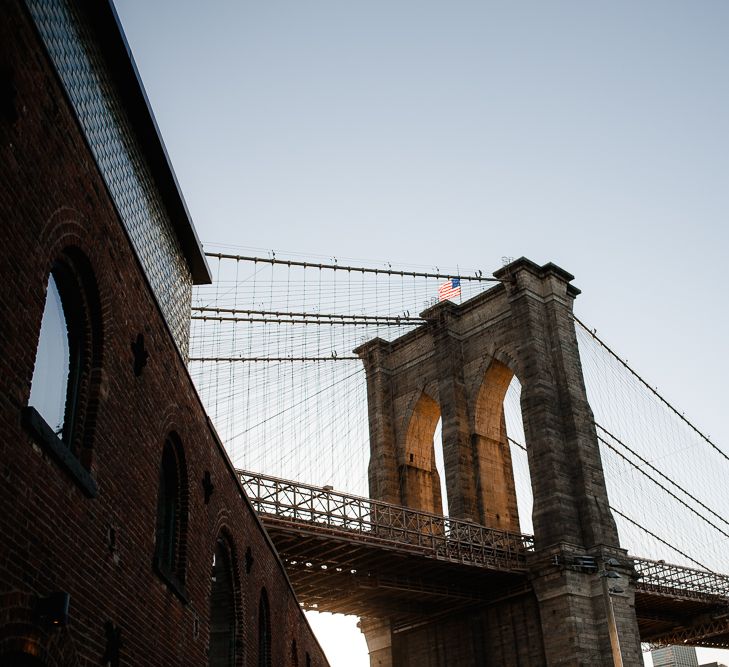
[154,435,188,600]
[24,249,101,497]
[29,270,76,438]
[209,538,238,667]
[290,639,298,667]
[257,589,271,667]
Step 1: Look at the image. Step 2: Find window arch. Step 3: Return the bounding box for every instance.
[154,434,189,600]
[209,536,241,667]
[24,247,102,497]
[257,589,271,667]
[29,269,75,439]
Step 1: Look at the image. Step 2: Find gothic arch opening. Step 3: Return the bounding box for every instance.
[431,417,448,517]
[472,360,529,533]
[209,536,238,667]
[401,392,444,515]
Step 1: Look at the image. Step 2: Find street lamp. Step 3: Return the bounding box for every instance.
[600,558,624,667]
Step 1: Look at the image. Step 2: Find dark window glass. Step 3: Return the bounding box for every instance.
[209,539,236,667]
[156,440,180,573]
[153,436,189,601]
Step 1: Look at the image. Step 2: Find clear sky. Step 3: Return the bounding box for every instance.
[113,1,729,664]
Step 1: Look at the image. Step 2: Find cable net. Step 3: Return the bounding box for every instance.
[575,321,728,572]
[190,248,489,495]
[190,248,728,572]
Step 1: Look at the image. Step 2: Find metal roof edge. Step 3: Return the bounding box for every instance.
[83,0,212,284]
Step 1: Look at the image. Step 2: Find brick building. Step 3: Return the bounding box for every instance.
[0,0,329,665]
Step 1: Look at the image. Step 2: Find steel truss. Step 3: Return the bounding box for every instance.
[238,470,533,572]
[633,558,729,600]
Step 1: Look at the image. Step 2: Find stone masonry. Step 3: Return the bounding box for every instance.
[355,259,642,666]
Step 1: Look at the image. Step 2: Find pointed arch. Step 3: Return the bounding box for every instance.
[404,392,440,469]
[153,432,189,600]
[472,359,521,532]
[400,392,444,514]
[209,531,243,667]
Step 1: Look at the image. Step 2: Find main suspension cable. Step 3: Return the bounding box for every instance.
[193,306,425,324]
[205,252,501,282]
[507,436,719,570]
[192,311,427,326]
[609,507,713,572]
[596,433,729,540]
[595,423,729,529]
[574,315,729,464]
[190,356,360,362]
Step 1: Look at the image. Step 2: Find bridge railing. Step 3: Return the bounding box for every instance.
[633,557,729,600]
[238,470,533,571]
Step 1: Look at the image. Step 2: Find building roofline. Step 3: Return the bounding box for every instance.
[85,0,211,284]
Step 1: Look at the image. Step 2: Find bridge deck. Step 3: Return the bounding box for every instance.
[632,559,729,647]
[240,471,729,645]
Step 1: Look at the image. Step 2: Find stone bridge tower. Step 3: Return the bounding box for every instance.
[355,258,641,667]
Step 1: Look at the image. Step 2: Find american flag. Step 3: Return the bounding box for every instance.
[438,278,461,302]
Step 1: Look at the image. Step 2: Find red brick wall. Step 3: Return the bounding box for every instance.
[0,3,328,665]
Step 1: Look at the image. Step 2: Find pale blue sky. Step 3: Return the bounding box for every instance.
[114,2,729,664]
[115,0,728,435]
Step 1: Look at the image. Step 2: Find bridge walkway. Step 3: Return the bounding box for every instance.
[239,471,729,646]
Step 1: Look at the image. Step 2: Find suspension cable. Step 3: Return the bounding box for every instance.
[191,314,422,326]
[189,356,360,362]
[609,507,714,572]
[227,368,364,440]
[595,424,729,528]
[596,434,729,540]
[193,306,425,324]
[205,252,500,282]
[508,436,716,571]
[574,315,729,464]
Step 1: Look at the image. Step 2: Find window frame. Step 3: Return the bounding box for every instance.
[208,536,242,667]
[153,434,189,602]
[290,639,298,667]
[23,251,101,498]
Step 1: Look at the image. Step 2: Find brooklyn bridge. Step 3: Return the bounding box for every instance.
[190,252,729,666]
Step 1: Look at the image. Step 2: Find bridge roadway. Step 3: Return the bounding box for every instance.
[239,471,729,647]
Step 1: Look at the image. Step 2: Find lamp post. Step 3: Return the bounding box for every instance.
[600,558,624,667]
